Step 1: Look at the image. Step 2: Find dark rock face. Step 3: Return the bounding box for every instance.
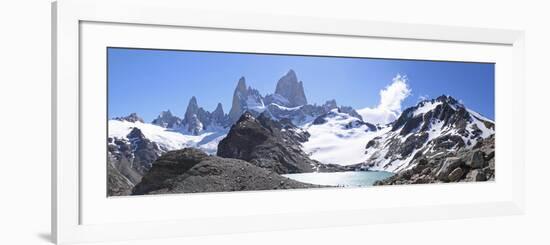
[374,135,495,186]
[273,69,308,107]
[392,96,475,136]
[107,127,163,196]
[126,128,162,173]
[151,110,182,128]
[132,148,319,195]
[217,112,347,174]
[391,132,429,158]
[107,139,142,184]
[210,103,227,126]
[107,163,134,196]
[113,113,144,123]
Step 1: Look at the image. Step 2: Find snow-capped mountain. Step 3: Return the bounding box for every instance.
[226,70,363,125]
[110,118,228,155]
[362,95,494,172]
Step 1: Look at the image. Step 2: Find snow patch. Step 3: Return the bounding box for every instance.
[301,110,386,166]
[269,103,303,111]
[109,120,227,155]
[413,101,442,117]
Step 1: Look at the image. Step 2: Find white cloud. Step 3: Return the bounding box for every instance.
[357,74,411,124]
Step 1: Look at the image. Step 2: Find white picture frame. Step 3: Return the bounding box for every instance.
[52,0,525,244]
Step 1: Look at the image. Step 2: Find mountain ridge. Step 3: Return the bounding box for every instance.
[107,70,495,195]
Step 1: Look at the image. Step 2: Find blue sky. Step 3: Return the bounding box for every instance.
[108,48,494,122]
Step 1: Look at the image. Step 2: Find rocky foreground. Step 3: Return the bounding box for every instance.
[374,135,495,185]
[132,148,319,195]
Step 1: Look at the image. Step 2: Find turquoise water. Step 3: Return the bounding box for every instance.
[282,171,394,187]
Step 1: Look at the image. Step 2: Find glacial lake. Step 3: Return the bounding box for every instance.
[282,171,394,187]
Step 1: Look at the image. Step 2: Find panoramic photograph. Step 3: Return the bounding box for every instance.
[107,48,495,196]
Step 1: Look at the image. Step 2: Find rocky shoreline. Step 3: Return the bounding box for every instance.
[374,135,495,185]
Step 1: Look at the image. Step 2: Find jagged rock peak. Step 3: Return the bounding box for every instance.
[323,99,338,110]
[414,95,464,112]
[236,77,247,93]
[127,127,145,139]
[113,113,144,123]
[184,96,199,122]
[182,96,211,134]
[392,94,467,133]
[160,110,173,117]
[274,69,307,107]
[210,102,228,126]
[211,103,224,119]
[434,95,461,106]
[213,103,224,114]
[228,76,266,123]
[188,96,198,108]
[152,110,182,128]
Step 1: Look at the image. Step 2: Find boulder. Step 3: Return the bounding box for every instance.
[436,157,464,181]
[448,167,464,182]
[466,150,487,169]
[464,169,486,182]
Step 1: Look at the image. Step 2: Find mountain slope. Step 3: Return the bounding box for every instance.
[301,108,382,166]
[107,117,229,196]
[110,119,228,154]
[362,95,494,172]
